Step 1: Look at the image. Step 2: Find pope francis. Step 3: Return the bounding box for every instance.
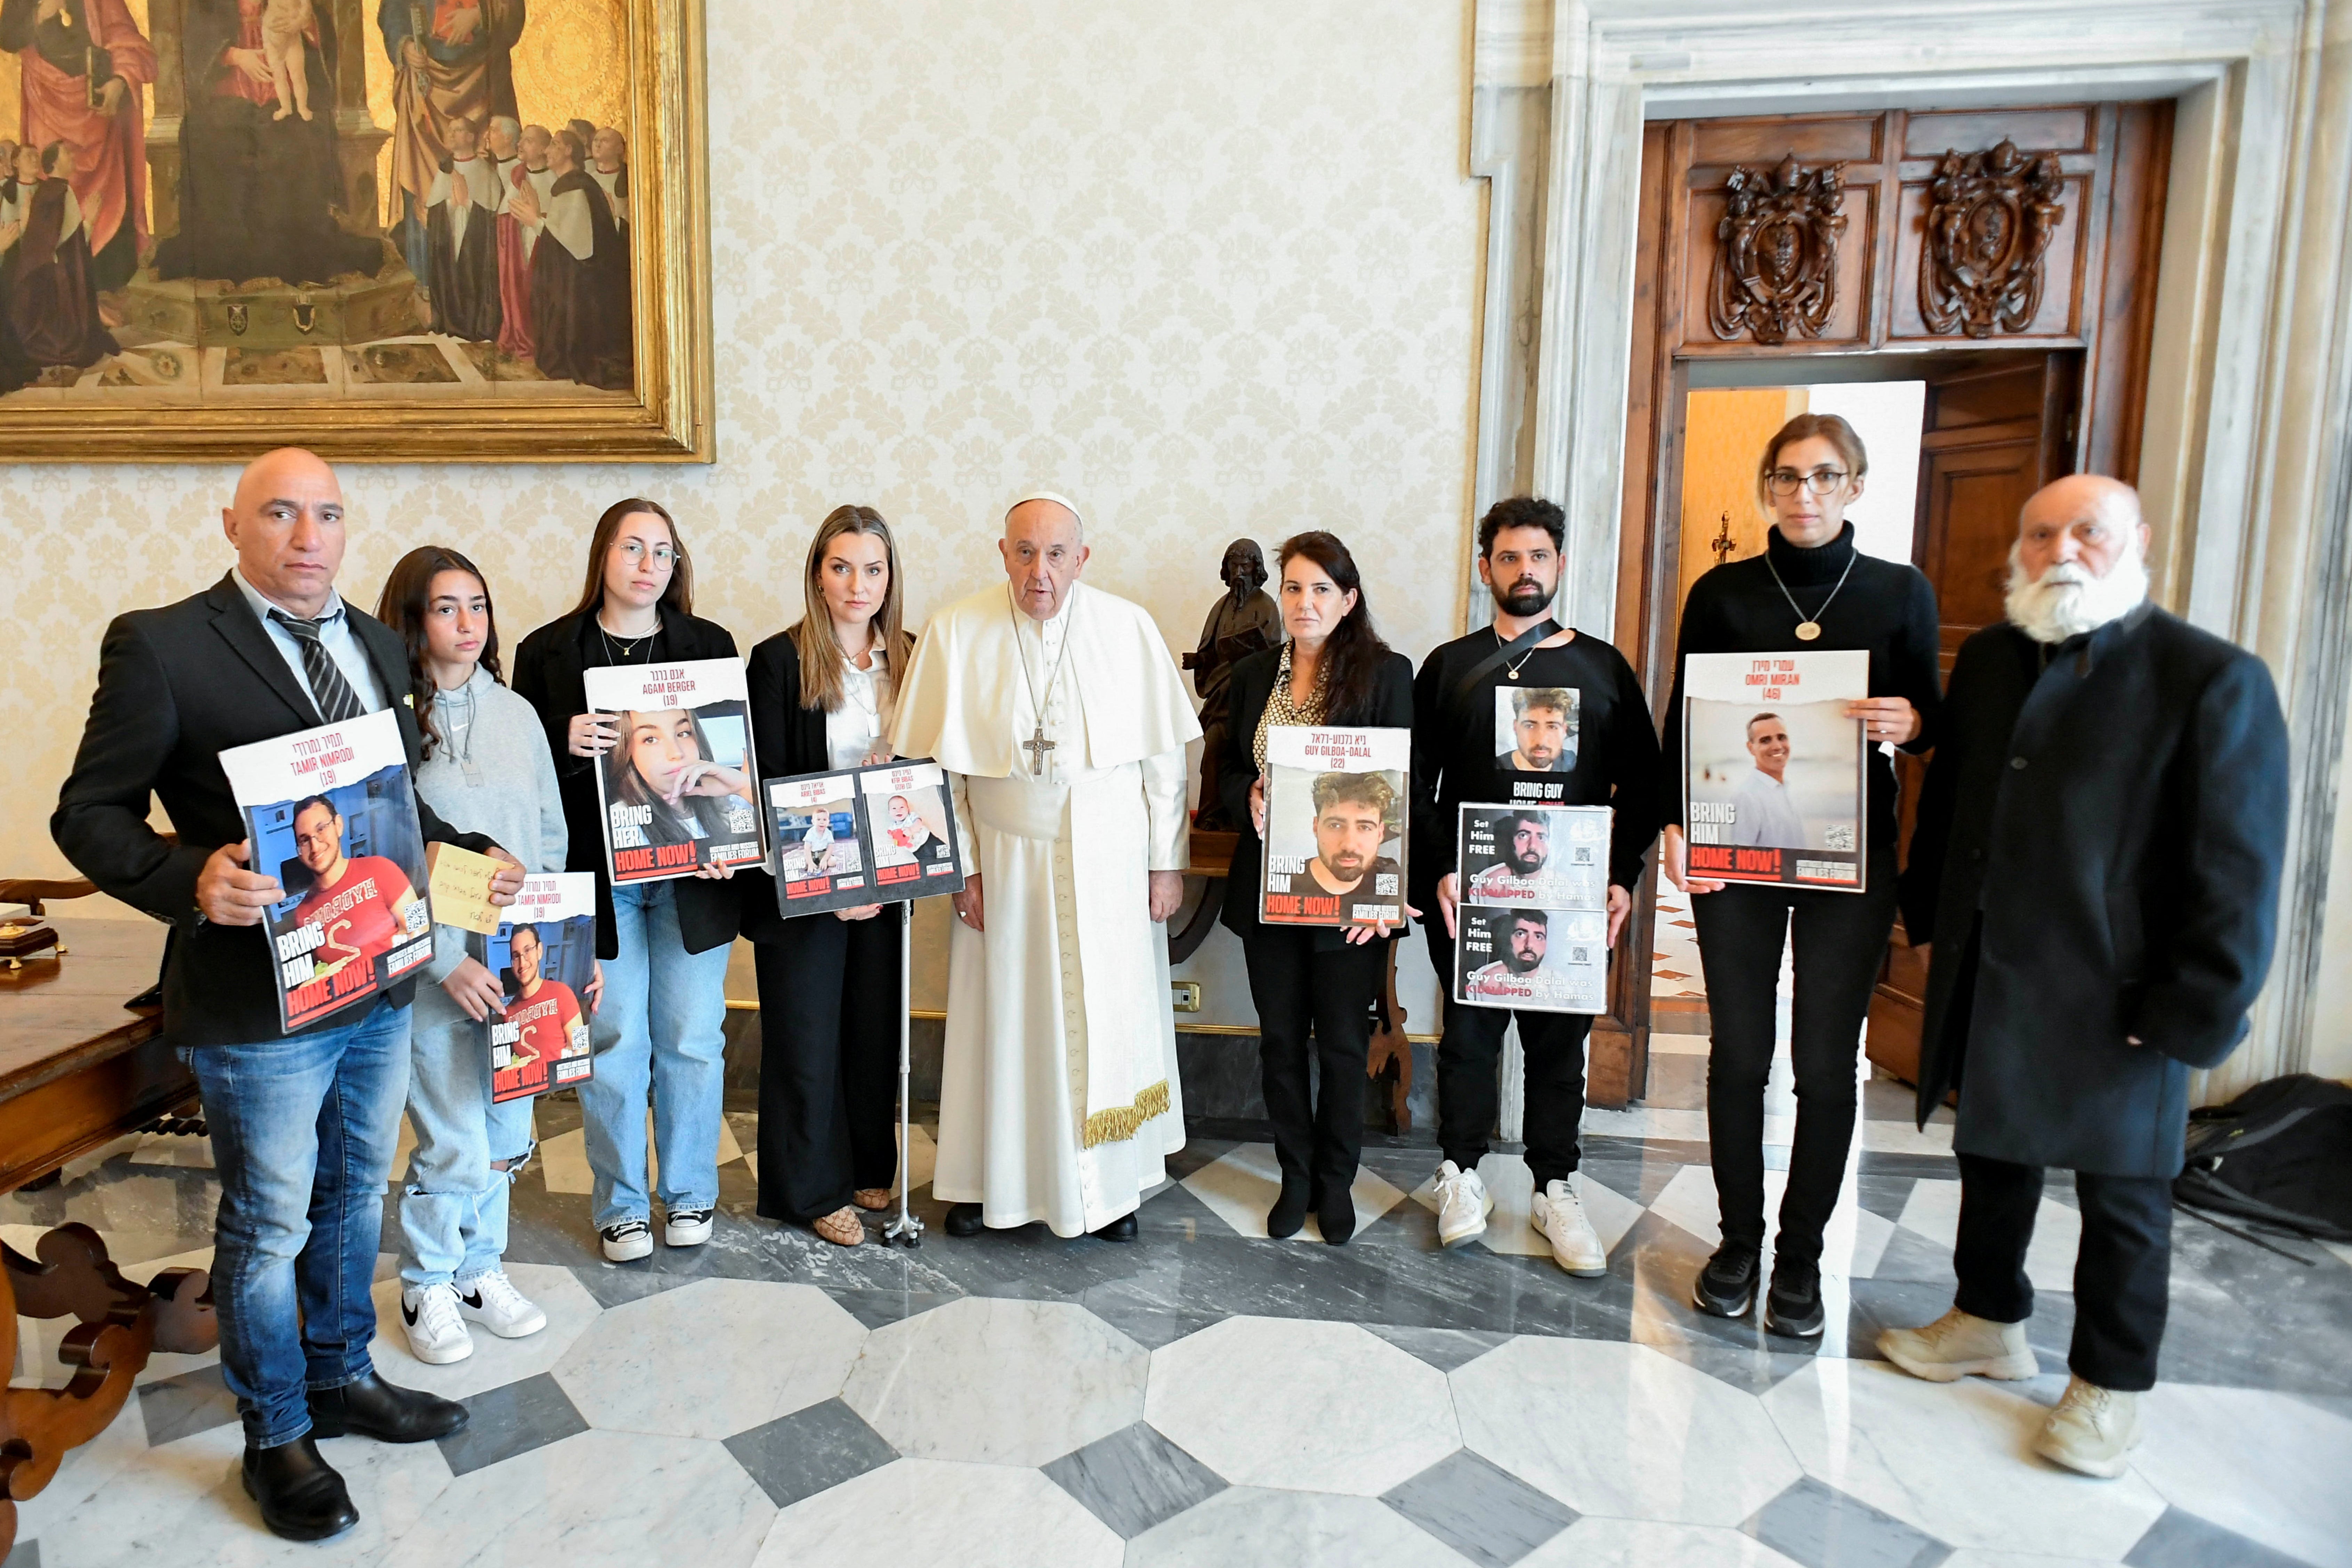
[890,494,1202,1240]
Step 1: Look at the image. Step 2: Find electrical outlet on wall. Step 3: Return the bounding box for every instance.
[1170,981,1202,1014]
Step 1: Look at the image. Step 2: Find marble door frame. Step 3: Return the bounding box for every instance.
[1464,0,2352,1092]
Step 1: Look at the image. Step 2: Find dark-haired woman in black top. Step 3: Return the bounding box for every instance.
[1661,414,1942,1338]
[1220,531,1415,1244]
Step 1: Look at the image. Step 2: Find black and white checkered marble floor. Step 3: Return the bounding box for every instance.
[9,1054,2351,1568]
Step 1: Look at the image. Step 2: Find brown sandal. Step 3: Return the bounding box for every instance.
[851,1188,893,1212]
[812,1206,864,1246]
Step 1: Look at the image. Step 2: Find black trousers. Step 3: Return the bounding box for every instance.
[1424,924,1592,1187]
[750,911,902,1223]
[1689,849,1896,1269]
[1241,927,1384,1193]
[1954,1152,2172,1391]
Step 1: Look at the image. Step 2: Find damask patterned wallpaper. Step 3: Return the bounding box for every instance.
[3,0,1481,886]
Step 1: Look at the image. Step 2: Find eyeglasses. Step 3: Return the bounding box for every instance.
[617,539,676,567]
[1765,467,1851,498]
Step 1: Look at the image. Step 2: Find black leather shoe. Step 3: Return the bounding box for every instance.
[306,1372,468,1443]
[945,1202,986,1237]
[1763,1262,1826,1339]
[1691,1243,1761,1319]
[1090,1213,1137,1242]
[242,1435,358,1542]
[1267,1177,1311,1240]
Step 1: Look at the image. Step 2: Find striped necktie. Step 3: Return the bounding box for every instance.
[269,609,369,724]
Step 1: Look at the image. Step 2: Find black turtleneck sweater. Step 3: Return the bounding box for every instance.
[1660,522,1942,854]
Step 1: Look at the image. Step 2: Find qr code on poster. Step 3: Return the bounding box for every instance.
[1823,824,1856,851]
[1376,873,1399,895]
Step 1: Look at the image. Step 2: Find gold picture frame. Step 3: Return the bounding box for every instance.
[0,0,710,462]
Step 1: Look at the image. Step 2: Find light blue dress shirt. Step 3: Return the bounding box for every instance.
[230,566,390,718]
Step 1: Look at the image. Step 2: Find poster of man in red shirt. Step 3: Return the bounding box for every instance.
[477,870,599,1103]
[285,793,429,987]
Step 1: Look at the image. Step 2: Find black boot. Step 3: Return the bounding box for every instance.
[945,1202,986,1237]
[1267,1176,1312,1240]
[1091,1212,1137,1242]
[242,1434,358,1541]
[1316,1183,1357,1245]
[306,1372,468,1443]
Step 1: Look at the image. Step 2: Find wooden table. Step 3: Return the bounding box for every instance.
[0,918,216,1553]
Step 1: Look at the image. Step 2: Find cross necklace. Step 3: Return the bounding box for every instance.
[1009,588,1077,775]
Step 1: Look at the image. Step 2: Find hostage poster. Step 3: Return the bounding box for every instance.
[220,709,434,1033]
[1681,650,1869,890]
[1259,725,1409,929]
[583,659,767,884]
[471,873,599,1104]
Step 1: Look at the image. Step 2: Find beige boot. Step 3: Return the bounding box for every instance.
[1877,1307,2039,1382]
[2033,1374,2143,1479]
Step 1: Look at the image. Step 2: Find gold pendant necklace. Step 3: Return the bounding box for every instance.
[1765,551,1856,642]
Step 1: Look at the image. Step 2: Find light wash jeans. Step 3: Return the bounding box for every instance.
[399,999,537,1291]
[183,997,409,1448]
[580,879,730,1229]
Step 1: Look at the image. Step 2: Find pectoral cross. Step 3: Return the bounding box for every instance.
[1024,725,1056,775]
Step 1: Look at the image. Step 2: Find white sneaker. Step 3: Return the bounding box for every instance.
[664,1207,714,1248]
[2033,1375,2142,1479]
[399,1283,474,1365]
[456,1270,548,1339]
[1877,1307,2039,1383]
[599,1218,654,1262]
[1433,1161,1492,1248]
[1529,1177,1609,1276]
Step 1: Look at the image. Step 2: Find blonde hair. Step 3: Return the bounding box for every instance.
[791,505,909,713]
[1756,413,1869,510]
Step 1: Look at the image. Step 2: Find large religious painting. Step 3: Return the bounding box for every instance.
[0,0,709,460]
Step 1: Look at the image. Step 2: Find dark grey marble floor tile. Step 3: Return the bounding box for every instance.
[820,1287,962,1331]
[2157,1210,2352,1396]
[436,1373,590,1477]
[1134,1178,1234,1243]
[1844,1278,2076,1373]
[137,1363,239,1447]
[3,1537,38,1568]
[1854,1151,1960,1179]
[1079,1300,1228,1351]
[1381,1449,1577,1568]
[2125,1505,2317,1568]
[1865,1224,1959,1285]
[724,1396,897,1509]
[568,1261,702,1309]
[1362,1324,1512,1373]
[1850,1173,1921,1224]
[1584,1132,1713,1168]
[1745,1476,1950,1568]
[1642,1335,1826,1396]
[1044,1420,1226,1538]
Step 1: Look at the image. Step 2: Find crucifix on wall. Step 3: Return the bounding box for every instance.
[1711,511,1738,564]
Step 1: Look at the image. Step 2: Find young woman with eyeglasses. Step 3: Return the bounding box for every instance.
[1659,414,1942,1338]
[511,498,743,1263]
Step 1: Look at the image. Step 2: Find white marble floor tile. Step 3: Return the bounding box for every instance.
[1646,1163,1895,1279]
[1147,1316,1459,1496]
[1519,1516,1804,1568]
[118,1245,223,1383]
[1580,1105,1728,1144]
[896,1121,936,1195]
[1935,1554,2132,1568]
[1178,1142,1407,1242]
[37,1418,453,1568]
[842,1296,1145,1467]
[2133,1383,2352,1567]
[1126,1485,1475,1566]
[1762,1360,2166,1558]
[1649,1032,1713,1055]
[369,1260,604,1400]
[1405,1154,1644,1260]
[14,1381,153,1543]
[1862,1119,1956,1155]
[384,1427,773,1568]
[754,1457,1121,1568]
[1451,1338,1799,1526]
[554,1278,866,1440]
[1897,1179,2078,1293]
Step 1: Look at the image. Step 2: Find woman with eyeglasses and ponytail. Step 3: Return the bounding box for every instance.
[1660,414,1942,1339]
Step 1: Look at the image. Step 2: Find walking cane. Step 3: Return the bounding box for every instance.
[883,897,923,1247]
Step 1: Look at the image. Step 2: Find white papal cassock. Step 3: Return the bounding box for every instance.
[889,579,1202,1236]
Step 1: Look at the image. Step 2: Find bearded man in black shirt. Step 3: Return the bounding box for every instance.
[1411,496,1662,1277]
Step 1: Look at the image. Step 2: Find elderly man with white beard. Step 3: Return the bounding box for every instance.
[1878,474,2288,1479]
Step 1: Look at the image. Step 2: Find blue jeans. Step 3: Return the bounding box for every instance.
[184,998,410,1449]
[579,880,729,1229]
[398,1000,536,1291]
